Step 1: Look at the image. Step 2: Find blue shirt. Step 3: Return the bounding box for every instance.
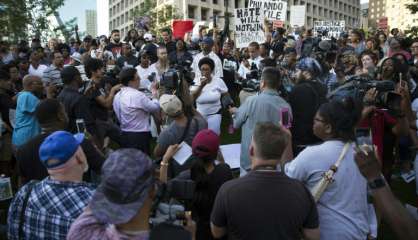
[233,89,291,169]
[12,91,41,147]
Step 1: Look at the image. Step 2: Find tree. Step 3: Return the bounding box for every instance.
[131,0,182,35]
[405,0,418,38]
[0,0,65,42]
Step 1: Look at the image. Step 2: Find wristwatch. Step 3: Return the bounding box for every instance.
[368,176,386,190]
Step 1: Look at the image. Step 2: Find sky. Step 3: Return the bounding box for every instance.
[58,0,97,33]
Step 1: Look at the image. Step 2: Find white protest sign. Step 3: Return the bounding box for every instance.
[249,0,287,21]
[314,21,345,40]
[290,5,306,27]
[234,7,265,48]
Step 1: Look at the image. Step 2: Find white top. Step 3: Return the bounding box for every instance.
[191,51,223,86]
[135,64,158,90]
[195,77,228,116]
[28,64,48,78]
[238,56,263,79]
[285,140,370,240]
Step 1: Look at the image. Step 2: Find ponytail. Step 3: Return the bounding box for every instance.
[190,156,213,209]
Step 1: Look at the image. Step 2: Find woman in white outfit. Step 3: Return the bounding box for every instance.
[192,57,228,135]
[285,98,376,240]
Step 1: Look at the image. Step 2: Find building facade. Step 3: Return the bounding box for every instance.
[108,0,361,38]
[86,10,97,37]
[368,0,417,30]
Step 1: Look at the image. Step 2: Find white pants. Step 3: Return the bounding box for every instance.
[203,114,222,135]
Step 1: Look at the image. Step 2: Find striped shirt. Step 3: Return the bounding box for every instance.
[42,65,62,86]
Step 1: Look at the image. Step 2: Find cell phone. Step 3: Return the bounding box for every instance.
[355,128,373,147]
[76,119,86,133]
[281,108,291,129]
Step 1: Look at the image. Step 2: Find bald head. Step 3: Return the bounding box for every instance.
[23,75,43,94]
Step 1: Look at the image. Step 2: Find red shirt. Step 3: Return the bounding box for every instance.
[358,109,397,162]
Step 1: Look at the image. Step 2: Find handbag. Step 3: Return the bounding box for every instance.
[310,142,351,202]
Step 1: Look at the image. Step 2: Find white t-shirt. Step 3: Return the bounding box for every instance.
[195,77,228,116]
[135,65,158,90]
[285,140,371,240]
[191,51,223,85]
[29,64,48,78]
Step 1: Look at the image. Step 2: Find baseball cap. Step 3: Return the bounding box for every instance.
[144,33,153,41]
[90,149,155,224]
[39,131,84,169]
[159,94,183,117]
[202,36,214,45]
[70,52,82,63]
[192,129,220,159]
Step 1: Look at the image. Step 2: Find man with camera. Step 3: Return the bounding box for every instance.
[229,67,291,176]
[210,123,319,240]
[67,148,196,240]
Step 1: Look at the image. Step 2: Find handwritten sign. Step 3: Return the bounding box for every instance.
[314,21,345,40]
[248,0,287,21]
[290,5,306,27]
[234,7,265,48]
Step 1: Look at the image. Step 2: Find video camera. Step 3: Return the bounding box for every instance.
[239,63,262,92]
[150,179,195,227]
[328,76,402,116]
[161,60,195,94]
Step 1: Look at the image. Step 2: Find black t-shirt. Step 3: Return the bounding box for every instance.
[173,163,233,240]
[86,82,109,121]
[16,132,105,184]
[220,54,239,90]
[289,80,327,148]
[211,171,318,240]
[105,42,123,57]
[0,90,16,128]
[116,55,139,69]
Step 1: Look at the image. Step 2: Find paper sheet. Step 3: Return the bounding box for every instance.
[220,144,241,169]
[173,142,192,165]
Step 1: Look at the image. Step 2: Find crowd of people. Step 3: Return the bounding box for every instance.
[1,21,418,239]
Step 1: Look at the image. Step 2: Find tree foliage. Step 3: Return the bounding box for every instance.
[132,0,182,35]
[406,0,418,38]
[0,0,65,42]
[406,0,418,14]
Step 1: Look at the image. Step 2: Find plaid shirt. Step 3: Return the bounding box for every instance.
[7,178,95,240]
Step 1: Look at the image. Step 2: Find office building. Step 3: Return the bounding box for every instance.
[86,10,97,37]
[369,0,417,30]
[109,0,361,38]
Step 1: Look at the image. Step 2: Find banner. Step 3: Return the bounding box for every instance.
[290,5,306,27]
[248,0,287,21]
[172,20,194,40]
[234,7,265,48]
[313,21,345,40]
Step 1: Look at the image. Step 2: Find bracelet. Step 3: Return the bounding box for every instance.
[161,162,169,166]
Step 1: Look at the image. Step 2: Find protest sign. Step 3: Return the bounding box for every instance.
[290,5,306,27]
[172,20,194,40]
[248,0,287,21]
[234,7,265,48]
[313,21,345,40]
